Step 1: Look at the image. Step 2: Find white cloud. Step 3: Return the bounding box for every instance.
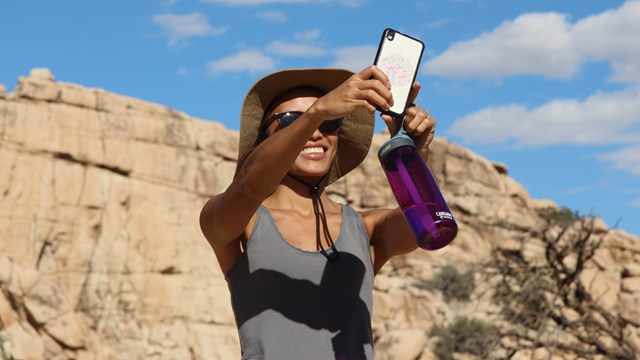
[424,1,640,83]
[177,67,189,76]
[425,18,452,29]
[202,0,311,5]
[598,144,640,178]
[329,45,377,72]
[206,50,276,74]
[335,0,367,6]
[263,31,325,57]
[201,0,366,6]
[423,12,579,79]
[448,89,640,147]
[439,2,640,152]
[630,197,640,207]
[560,186,593,195]
[255,10,287,22]
[152,13,227,46]
[295,30,322,41]
[572,0,640,84]
[266,41,326,57]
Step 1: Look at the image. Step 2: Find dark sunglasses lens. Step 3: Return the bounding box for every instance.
[278,112,303,128]
[319,119,341,133]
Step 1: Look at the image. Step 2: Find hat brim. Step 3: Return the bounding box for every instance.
[237,68,374,185]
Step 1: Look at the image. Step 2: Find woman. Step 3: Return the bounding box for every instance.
[200,66,436,359]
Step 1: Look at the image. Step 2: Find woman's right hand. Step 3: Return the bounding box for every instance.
[307,66,395,121]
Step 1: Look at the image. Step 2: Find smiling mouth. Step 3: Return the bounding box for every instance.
[301,146,325,155]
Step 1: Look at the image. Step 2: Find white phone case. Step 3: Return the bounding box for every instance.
[373,28,425,117]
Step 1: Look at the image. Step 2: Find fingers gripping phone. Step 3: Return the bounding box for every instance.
[373,28,425,118]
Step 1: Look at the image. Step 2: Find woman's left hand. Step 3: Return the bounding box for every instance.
[381,82,436,160]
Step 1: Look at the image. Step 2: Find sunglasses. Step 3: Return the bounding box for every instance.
[260,111,342,138]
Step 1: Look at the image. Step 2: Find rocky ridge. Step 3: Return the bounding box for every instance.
[0,69,638,359]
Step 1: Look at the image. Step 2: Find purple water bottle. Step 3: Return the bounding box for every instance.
[378,129,458,250]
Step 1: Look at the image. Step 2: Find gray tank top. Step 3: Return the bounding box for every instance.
[225,204,375,360]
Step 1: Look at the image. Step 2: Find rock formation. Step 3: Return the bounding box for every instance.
[0,69,638,359]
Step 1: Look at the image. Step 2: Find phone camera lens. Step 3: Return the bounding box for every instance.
[386,30,395,41]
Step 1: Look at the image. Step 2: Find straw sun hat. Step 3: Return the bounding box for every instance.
[237,68,375,185]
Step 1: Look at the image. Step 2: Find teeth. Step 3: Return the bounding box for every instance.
[301,147,324,154]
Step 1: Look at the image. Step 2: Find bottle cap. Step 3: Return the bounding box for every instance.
[378,130,416,160]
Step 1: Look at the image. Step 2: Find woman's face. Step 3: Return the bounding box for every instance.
[263,88,339,180]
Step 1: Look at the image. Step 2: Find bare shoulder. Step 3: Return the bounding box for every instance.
[359,206,418,271]
[199,193,224,242]
[357,208,395,238]
[200,193,259,274]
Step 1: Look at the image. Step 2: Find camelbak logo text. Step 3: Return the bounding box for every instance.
[381,144,391,155]
[436,211,453,220]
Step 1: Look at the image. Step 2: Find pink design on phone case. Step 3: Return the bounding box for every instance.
[378,53,413,88]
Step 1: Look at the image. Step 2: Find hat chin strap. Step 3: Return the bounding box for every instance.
[287,172,340,261]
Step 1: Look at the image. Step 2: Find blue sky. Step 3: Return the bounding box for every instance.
[2,0,639,236]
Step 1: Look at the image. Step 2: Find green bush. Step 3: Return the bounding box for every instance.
[422,265,475,302]
[537,206,581,226]
[431,316,498,360]
[494,273,551,328]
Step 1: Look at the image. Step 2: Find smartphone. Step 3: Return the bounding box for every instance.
[373,28,425,118]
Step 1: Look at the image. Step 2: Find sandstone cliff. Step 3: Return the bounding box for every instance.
[0,69,638,359]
